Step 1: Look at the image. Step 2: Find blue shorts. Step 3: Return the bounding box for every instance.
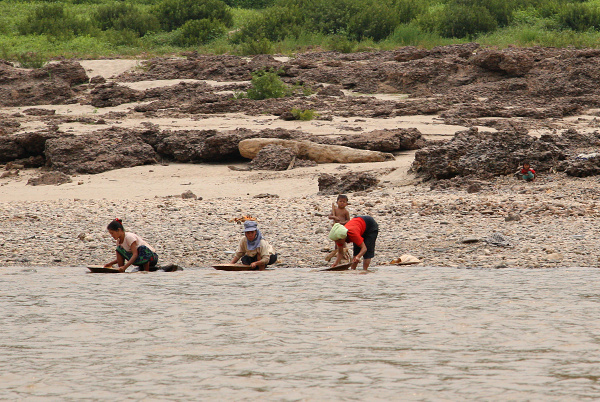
[522,172,535,181]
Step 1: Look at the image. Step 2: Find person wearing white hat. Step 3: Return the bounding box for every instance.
[230,220,277,270]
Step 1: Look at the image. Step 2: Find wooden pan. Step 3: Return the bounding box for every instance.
[212,264,258,271]
[87,265,121,273]
[319,262,353,272]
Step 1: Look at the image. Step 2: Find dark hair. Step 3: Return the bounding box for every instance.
[337,194,348,201]
[522,160,530,166]
[107,218,124,231]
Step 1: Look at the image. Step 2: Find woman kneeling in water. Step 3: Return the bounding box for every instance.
[230,220,277,270]
[104,219,158,272]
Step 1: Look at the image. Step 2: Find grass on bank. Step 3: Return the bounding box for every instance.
[4,0,600,64]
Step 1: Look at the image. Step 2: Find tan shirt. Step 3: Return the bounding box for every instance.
[117,232,155,253]
[234,238,275,264]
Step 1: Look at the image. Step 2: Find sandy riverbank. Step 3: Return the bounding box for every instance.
[1,168,599,269]
[2,54,600,269]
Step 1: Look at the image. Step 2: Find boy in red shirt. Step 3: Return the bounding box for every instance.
[519,161,536,182]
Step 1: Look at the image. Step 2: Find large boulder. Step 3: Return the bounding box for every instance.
[145,127,308,163]
[318,172,380,194]
[0,60,88,107]
[0,117,21,135]
[45,127,158,174]
[0,129,59,163]
[412,127,566,179]
[249,144,296,171]
[318,128,427,152]
[27,171,72,186]
[155,129,255,162]
[90,82,144,107]
[470,48,534,76]
[564,156,600,177]
[239,138,394,163]
[43,61,88,86]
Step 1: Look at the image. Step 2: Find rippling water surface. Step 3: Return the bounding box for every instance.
[1,266,600,400]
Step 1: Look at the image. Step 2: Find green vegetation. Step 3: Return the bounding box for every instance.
[242,69,291,100]
[3,0,600,62]
[290,108,318,120]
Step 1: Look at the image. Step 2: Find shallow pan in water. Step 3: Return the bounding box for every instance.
[87,265,121,273]
[319,262,353,272]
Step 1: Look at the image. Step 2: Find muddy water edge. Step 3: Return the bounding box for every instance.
[1,266,599,400]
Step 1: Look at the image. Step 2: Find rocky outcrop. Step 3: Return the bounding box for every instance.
[45,127,158,174]
[90,82,144,107]
[0,117,21,135]
[248,144,296,171]
[0,60,88,107]
[43,61,88,86]
[470,48,534,76]
[155,128,258,162]
[239,138,395,164]
[112,45,600,121]
[564,156,600,177]
[27,171,72,186]
[318,172,380,194]
[317,128,426,152]
[412,127,566,180]
[0,129,59,164]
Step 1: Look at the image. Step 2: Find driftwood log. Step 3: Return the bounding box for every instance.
[239,138,394,163]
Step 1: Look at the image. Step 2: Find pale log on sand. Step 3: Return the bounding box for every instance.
[239,138,395,164]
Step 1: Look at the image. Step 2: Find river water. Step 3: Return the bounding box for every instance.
[1,266,599,400]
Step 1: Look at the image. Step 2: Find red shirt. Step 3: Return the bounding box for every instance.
[521,167,535,174]
[336,217,366,247]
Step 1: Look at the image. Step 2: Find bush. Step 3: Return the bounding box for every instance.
[291,0,359,36]
[223,0,275,8]
[93,2,160,37]
[557,3,600,32]
[386,23,428,45]
[395,0,429,24]
[172,18,226,46]
[101,28,143,46]
[232,6,303,43]
[17,3,92,38]
[290,108,317,120]
[347,1,399,41]
[154,0,233,31]
[246,69,290,100]
[451,0,514,27]
[327,34,355,53]
[14,52,48,69]
[418,3,498,38]
[237,37,274,55]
